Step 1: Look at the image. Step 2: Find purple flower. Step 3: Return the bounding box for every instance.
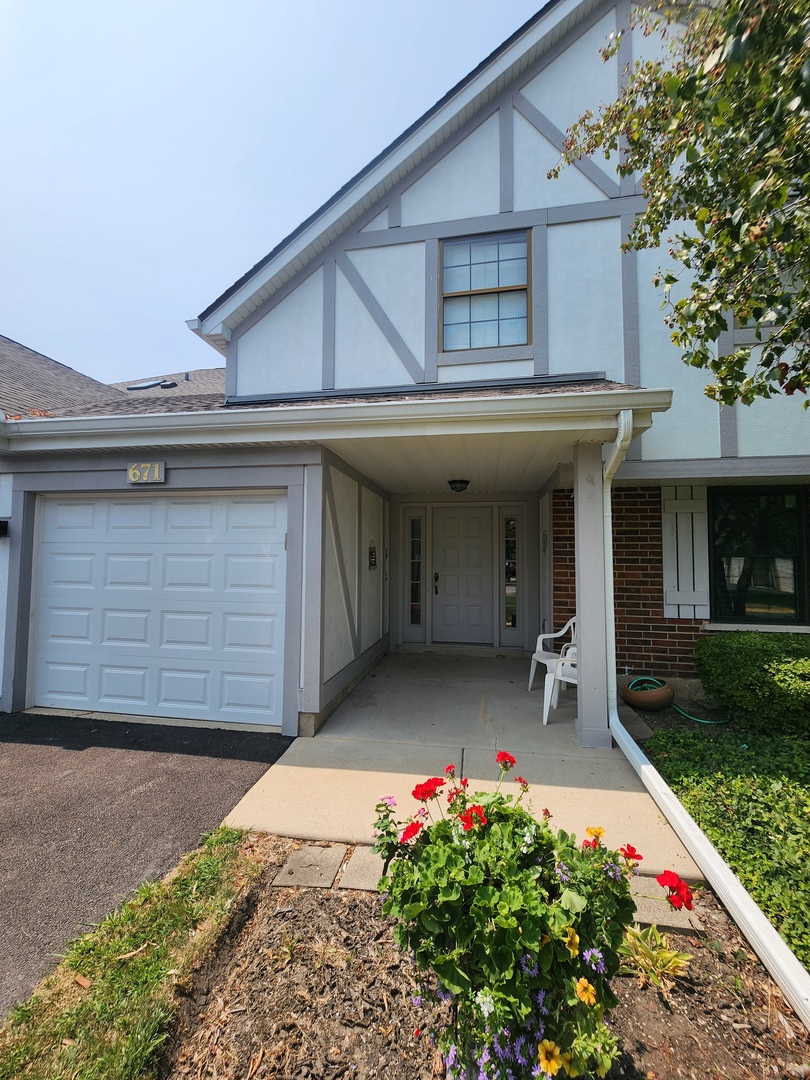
[411,994,422,1008]
[445,1045,458,1069]
[520,953,539,978]
[380,794,397,808]
[604,861,622,880]
[554,863,570,883]
[583,947,606,974]
[535,989,549,1015]
[514,1036,528,1066]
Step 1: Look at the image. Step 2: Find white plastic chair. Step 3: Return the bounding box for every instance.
[542,651,578,726]
[527,616,577,691]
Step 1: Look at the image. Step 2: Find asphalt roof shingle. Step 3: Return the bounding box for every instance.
[0,335,126,417]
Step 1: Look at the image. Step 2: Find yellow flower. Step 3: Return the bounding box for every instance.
[586,826,605,840]
[538,1039,562,1076]
[560,1052,583,1077]
[563,926,580,957]
[576,977,597,1006]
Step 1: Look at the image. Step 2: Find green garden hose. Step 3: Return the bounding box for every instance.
[626,676,731,725]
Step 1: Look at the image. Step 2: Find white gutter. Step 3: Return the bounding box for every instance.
[0,388,672,455]
[602,412,810,1030]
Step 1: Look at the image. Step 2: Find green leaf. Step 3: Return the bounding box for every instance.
[559,889,587,913]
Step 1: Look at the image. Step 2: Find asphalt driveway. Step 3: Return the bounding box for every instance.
[0,713,292,1017]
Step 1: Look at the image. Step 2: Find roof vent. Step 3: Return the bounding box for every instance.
[126,379,164,391]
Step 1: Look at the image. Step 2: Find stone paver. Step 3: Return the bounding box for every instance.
[271,845,347,888]
[338,845,385,891]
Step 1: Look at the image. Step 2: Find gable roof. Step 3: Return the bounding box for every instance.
[0,334,126,417]
[190,0,602,353]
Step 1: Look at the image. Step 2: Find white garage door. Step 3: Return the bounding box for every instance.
[33,493,286,726]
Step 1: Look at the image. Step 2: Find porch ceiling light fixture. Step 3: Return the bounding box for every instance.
[447,479,470,493]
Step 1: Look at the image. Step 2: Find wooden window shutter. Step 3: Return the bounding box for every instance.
[661,485,710,619]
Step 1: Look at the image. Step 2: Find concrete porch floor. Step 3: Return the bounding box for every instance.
[226,652,700,881]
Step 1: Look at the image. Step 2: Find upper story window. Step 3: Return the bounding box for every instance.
[709,487,808,624]
[441,231,529,351]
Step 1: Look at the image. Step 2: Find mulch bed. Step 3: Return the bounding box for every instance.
[160,833,810,1080]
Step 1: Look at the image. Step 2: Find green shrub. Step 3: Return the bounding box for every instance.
[694,632,810,734]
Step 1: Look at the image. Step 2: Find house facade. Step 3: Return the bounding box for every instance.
[1,0,807,747]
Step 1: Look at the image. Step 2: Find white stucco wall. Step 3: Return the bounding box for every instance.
[322,465,388,683]
[334,265,410,388]
[736,392,809,458]
[400,114,500,227]
[635,244,721,460]
[520,11,619,138]
[361,489,385,653]
[345,244,426,364]
[438,359,534,383]
[546,217,624,381]
[235,268,324,396]
[323,468,358,682]
[513,112,606,210]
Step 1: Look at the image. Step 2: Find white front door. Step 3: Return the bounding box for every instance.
[32,493,287,726]
[432,506,493,643]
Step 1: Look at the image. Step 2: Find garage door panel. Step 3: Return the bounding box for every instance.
[108,500,157,531]
[34,493,287,726]
[41,551,97,589]
[40,607,94,643]
[98,665,150,705]
[101,609,151,645]
[163,554,214,590]
[104,553,154,589]
[224,554,281,592]
[39,661,91,701]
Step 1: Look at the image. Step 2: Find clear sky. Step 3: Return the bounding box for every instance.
[0,1,543,384]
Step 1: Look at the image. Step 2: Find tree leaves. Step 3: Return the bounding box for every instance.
[556,0,810,407]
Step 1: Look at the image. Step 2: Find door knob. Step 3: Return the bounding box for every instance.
[434,572,439,594]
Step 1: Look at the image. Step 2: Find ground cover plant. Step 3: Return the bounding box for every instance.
[0,826,271,1080]
[644,727,810,970]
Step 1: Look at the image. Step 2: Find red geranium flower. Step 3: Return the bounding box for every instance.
[458,804,488,831]
[582,838,598,850]
[620,844,643,863]
[513,775,530,791]
[656,869,680,889]
[412,777,446,802]
[657,870,694,911]
[495,751,516,770]
[400,820,423,843]
[445,763,456,775]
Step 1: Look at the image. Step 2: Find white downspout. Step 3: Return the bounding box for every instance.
[602,410,810,1031]
[603,409,634,724]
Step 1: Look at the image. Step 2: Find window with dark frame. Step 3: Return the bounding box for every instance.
[709,487,808,624]
[441,231,529,351]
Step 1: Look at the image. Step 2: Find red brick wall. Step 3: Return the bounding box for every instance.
[552,487,703,677]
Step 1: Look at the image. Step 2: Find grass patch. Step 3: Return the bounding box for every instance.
[0,826,265,1080]
[645,729,810,969]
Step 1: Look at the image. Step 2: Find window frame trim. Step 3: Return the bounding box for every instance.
[707,484,809,626]
[439,229,532,354]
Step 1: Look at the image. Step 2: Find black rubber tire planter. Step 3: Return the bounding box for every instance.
[621,676,675,711]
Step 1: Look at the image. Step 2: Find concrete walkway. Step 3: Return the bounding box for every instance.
[227,653,701,885]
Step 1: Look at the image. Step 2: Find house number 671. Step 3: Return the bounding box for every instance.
[127,462,166,483]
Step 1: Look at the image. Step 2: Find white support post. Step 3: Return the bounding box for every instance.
[573,443,610,747]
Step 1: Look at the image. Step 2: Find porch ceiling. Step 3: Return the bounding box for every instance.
[320,429,588,494]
